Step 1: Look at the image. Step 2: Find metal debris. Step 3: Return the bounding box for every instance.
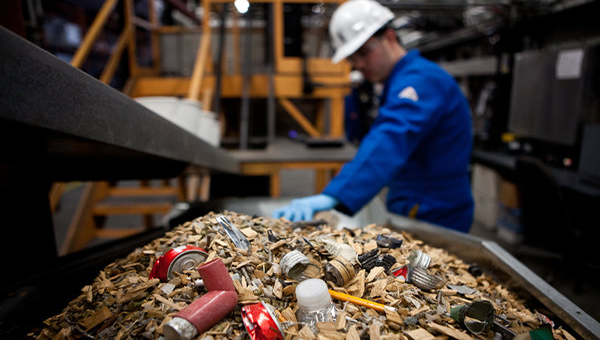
[32,211,576,340]
[358,249,397,272]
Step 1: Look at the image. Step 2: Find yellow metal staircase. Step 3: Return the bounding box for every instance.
[54,0,351,254]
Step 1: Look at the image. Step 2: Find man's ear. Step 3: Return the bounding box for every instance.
[383,28,397,42]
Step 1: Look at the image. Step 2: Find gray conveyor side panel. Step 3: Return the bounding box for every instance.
[386,214,600,339]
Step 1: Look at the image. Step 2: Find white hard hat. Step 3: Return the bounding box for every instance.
[329,0,394,64]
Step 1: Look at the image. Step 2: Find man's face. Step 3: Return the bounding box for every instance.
[347,35,390,83]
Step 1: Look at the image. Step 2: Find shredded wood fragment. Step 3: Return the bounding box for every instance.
[33,211,574,339]
[405,327,435,340]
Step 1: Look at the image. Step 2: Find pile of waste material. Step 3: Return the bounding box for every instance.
[34,211,576,339]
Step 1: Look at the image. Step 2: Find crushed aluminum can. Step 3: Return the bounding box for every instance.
[394,265,443,290]
[216,215,251,251]
[410,267,444,291]
[241,301,284,340]
[358,249,397,271]
[150,245,209,281]
[325,256,355,286]
[392,265,410,281]
[407,249,431,269]
[447,284,477,295]
[280,250,320,281]
[316,236,358,264]
[450,300,495,335]
[375,234,403,249]
[536,312,555,328]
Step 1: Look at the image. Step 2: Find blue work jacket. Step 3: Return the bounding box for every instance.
[323,50,474,232]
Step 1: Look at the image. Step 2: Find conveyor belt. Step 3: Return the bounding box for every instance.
[171,197,600,339]
[0,27,239,180]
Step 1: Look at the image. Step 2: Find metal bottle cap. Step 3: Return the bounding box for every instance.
[280,250,320,281]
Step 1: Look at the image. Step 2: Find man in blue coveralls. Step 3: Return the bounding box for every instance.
[273,0,474,233]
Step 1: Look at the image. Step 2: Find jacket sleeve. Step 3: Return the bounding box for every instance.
[323,72,446,214]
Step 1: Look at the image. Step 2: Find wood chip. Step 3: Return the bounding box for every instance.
[333,311,345,331]
[240,227,258,239]
[427,322,472,340]
[281,307,297,322]
[316,322,337,333]
[153,294,184,311]
[404,327,435,340]
[347,325,361,340]
[298,325,317,339]
[82,285,93,303]
[364,240,378,252]
[80,306,112,331]
[369,321,382,340]
[366,266,386,283]
[385,309,404,325]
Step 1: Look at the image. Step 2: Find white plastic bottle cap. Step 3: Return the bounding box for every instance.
[295,279,332,312]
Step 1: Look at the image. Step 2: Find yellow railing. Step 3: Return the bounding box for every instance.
[49,0,212,224]
[70,0,120,69]
[70,0,162,85]
[48,0,166,212]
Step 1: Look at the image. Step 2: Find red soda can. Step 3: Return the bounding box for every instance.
[150,245,209,281]
[241,301,284,340]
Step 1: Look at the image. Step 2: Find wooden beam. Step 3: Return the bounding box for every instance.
[124,0,139,76]
[59,182,109,255]
[240,161,346,174]
[93,202,173,215]
[239,161,345,198]
[147,0,161,75]
[270,172,281,197]
[129,75,349,98]
[49,182,65,212]
[330,96,344,137]
[107,187,180,197]
[100,25,133,84]
[71,0,119,68]
[278,98,321,137]
[95,228,143,239]
[187,33,211,101]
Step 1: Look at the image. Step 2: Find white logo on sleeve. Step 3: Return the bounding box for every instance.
[398,86,419,102]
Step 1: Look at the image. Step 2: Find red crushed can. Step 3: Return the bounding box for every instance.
[241,301,284,340]
[150,245,209,281]
[392,265,409,281]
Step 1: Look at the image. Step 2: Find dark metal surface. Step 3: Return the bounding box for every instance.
[508,49,581,146]
[472,149,600,197]
[0,27,239,180]
[229,138,357,162]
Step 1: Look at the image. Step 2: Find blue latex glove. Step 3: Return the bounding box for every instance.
[272,194,338,222]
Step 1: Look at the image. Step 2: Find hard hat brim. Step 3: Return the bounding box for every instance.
[331,26,378,64]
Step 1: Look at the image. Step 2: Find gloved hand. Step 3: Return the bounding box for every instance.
[272,194,338,222]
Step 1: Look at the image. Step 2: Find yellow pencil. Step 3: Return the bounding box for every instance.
[328,290,397,313]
